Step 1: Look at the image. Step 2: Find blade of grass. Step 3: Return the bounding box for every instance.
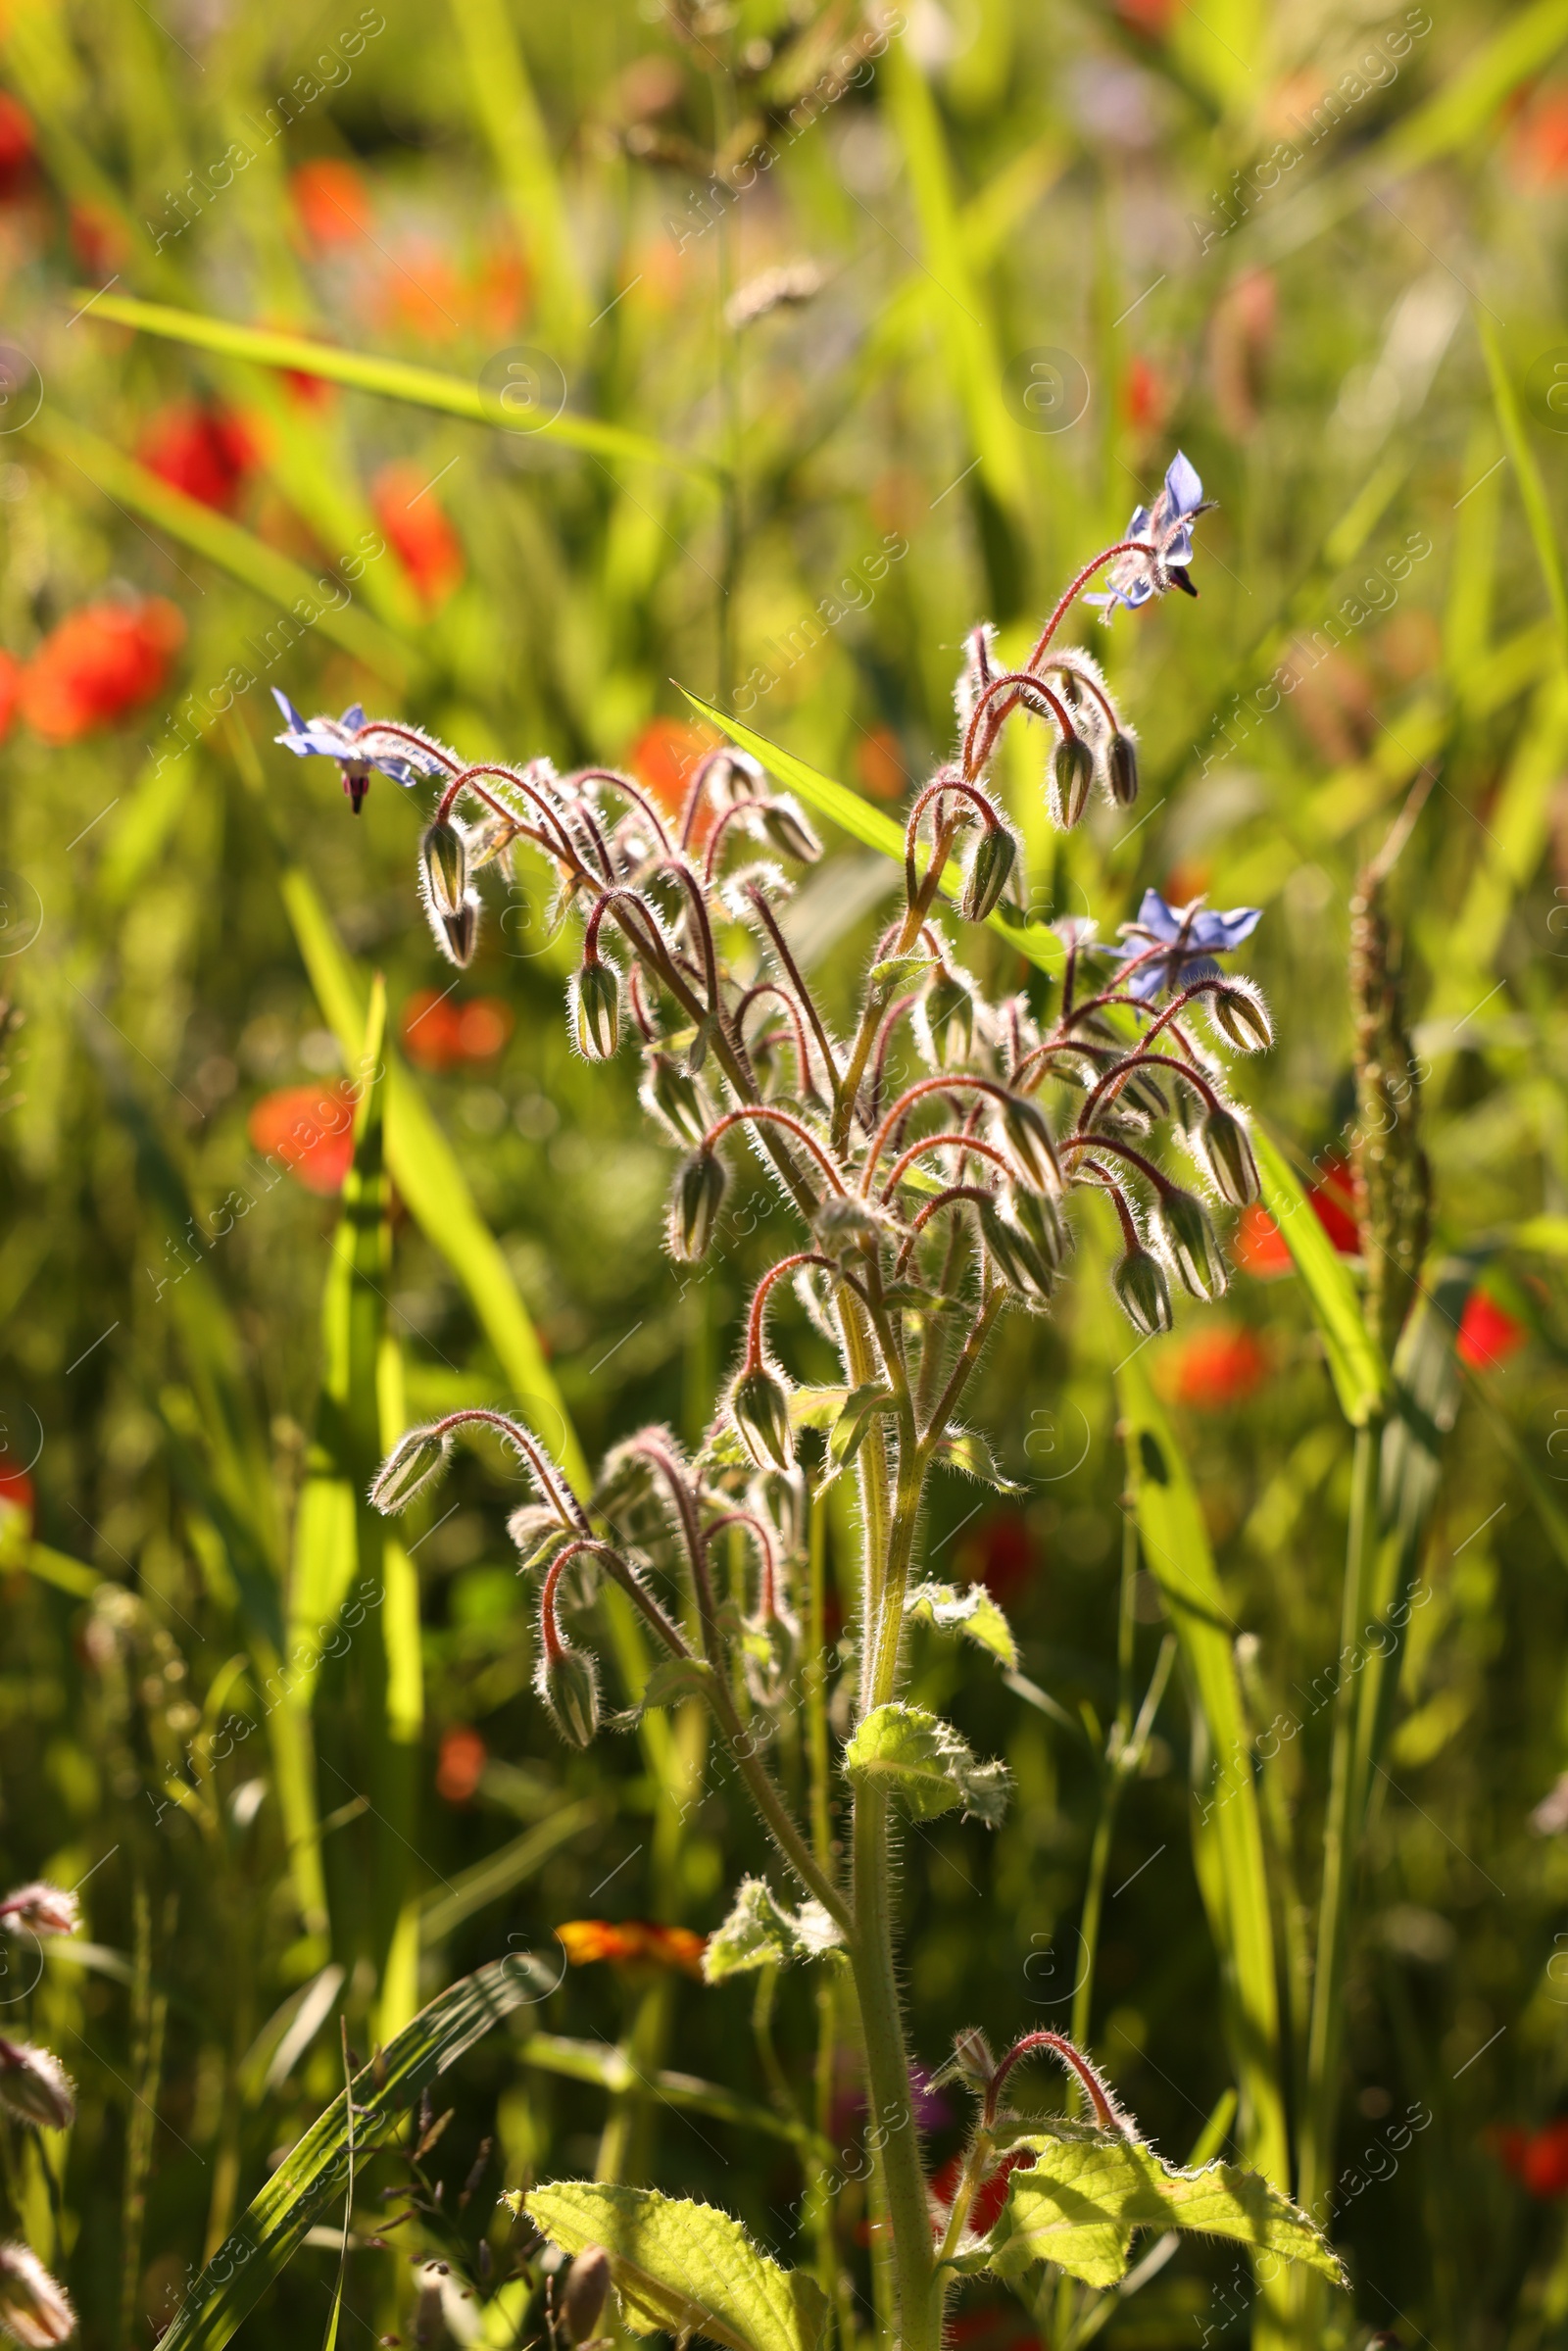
[156,1954,559,2351]
[445,0,587,352]
[1255,1124,1389,1427]
[1477,309,1568,651]
[515,2031,830,2157]
[69,292,721,483]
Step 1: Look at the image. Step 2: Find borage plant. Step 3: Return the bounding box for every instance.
[277,455,1343,2350]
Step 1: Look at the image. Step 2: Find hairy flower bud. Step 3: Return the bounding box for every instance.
[1048,734,1095,830]
[921,971,975,1070]
[538,1644,600,1748]
[959,825,1018,924]
[1013,1186,1068,1270]
[561,2246,612,2346]
[572,960,621,1061]
[0,2245,74,2350]
[431,894,479,969]
[369,1426,452,1515]
[994,1094,1061,1196]
[760,798,822,863]
[1104,731,1140,808]
[668,1151,727,1262]
[708,750,765,807]
[420,818,469,917]
[731,1364,795,1471]
[951,2027,996,2088]
[980,1199,1055,1305]
[1200,1107,1261,1206]
[1209,979,1273,1053]
[1114,1246,1174,1337]
[0,2043,74,2132]
[642,1053,708,1145]
[0,1886,77,1939]
[1153,1189,1229,1302]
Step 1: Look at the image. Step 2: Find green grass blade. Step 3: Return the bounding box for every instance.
[156,1955,557,2351]
[679,691,1062,979]
[1477,310,1568,650]
[1254,1124,1389,1427]
[445,0,586,352]
[70,292,720,483]
[515,2031,826,2154]
[419,1800,600,1944]
[1115,1353,1288,2192]
[24,409,416,687]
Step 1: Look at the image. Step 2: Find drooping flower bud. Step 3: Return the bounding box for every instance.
[980,1199,1055,1305]
[760,798,822,864]
[959,825,1018,923]
[572,959,621,1061]
[1200,1107,1261,1206]
[753,1466,808,1559]
[420,818,469,918]
[432,894,479,969]
[642,1053,708,1145]
[368,1426,452,1515]
[1209,979,1273,1053]
[707,749,765,807]
[1153,1189,1228,1302]
[0,1886,78,1939]
[1104,731,1140,808]
[0,2043,74,2132]
[1012,1186,1068,1271]
[561,2246,612,2346]
[1048,734,1095,830]
[951,2027,996,2088]
[994,1094,1061,1196]
[538,1644,600,1748]
[920,970,975,1070]
[668,1151,727,1262]
[731,1363,795,1471]
[0,2244,74,2350]
[1114,1247,1174,1337]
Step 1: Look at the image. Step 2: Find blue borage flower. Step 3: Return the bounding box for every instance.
[1085,451,1211,622]
[270,688,445,813]
[1114,888,1261,1001]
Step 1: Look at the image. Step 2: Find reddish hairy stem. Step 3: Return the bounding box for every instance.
[1026,538,1159,666]
[570,768,675,856]
[983,2031,1129,2135]
[861,1073,1017,1193]
[425,1408,585,1530]
[354,720,462,775]
[878,1131,1012,1202]
[744,1251,836,1371]
[1077,1049,1224,1134]
[703,1105,845,1195]
[960,671,1075,784]
[704,1508,780,1619]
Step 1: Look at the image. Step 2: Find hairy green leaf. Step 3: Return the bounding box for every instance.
[843,1701,1010,1825]
[520,2182,830,2351]
[934,1428,1023,1492]
[702,1877,846,1982]
[905,1582,1018,1669]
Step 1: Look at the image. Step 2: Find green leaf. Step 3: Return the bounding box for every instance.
[519,2182,830,2351]
[702,1877,846,1983]
[1254,1125,1388,1427]
[514,2035,825,2155]
[1478,311,1568,650]
[1116,1355,1287,2190]
[960,2123,1345,2292]
[905,1582,1018,1670]
[934,1428,1023,1492]
[843,1701,1010,1826]
[74,290,719,483]
[679,692,1061,981]
[830,1384,899,1468]
[157,1956,557,2351]
[642,1655,719,1710]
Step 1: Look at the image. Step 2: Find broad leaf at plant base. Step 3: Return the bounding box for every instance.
[519,2181,831,2351]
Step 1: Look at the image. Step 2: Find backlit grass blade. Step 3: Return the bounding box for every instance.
[446,0,586,351]
[69,291,721,483]
[156,1955,558,2351]
[1254,1124,1388,1427]
[1478,310,1568,650]
[24,409,416,687]
[515,2031,830,2157]
[679,691,1063,979]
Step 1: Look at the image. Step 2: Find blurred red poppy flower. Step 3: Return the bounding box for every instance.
[928,2148,1036,2239]
[0,1467,34,1541]
[1511,91,1568,184]
[1494,2118,1568,2195]
[1457,1291,1526,1372]
[0,94,35,199]
[139,403,258,513]
[1167,1322,1269,1411]
[435,1724,487,1803]
[372,461,466,609]
[1110,0,1179,38]
[1123,354,1169,435]
[1234,1154,1360,1278]
[957,1511,1036,1605]
[18,599,185,742]
[556,1918,708,1977]
[400,990,514,1073]
[246,1082,359,1197]
[68,200,130,277]
[0,652,20,746]
[626,717,721,831]
[291,159,373,246]
[856,726,908,802]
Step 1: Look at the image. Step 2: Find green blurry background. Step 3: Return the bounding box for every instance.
[3,0,1568,2339]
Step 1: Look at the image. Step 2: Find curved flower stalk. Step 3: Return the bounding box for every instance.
[0,1886,79,2347]
[284,461,1335,2349]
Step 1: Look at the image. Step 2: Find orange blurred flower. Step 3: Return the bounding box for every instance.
[1234,1153,1359,1279]
[625,717,721,830]
[1457,1290,1526,1372]
[1123,354,1170,435]
[0,652,20,747]
[400,989,514,1073]
[1511,90,1568,184]
[856,727,907,801]
[1165,1321,1269,1411]
[1494,2118,1568,2196]
[372,461,466,609]
[246,1082,360,1197]
[18,599,185,742]
[0,93,34,199]
[68,201,130,277]
[139,403,258,513]
[556,1918,708,1977]
[291,159,373,246]
[0,1467,34,1544]
[1110,0,1181,39]
[435,1724,488,1803]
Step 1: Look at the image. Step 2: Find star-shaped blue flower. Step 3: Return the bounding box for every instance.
[1114,888,1260,1000]
[271,689,440,813]
[1085,451,1210,622]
